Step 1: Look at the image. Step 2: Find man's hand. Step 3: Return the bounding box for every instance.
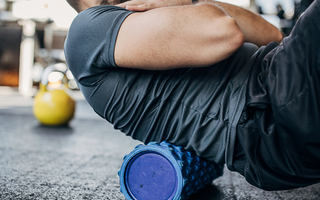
[116,0,192,12]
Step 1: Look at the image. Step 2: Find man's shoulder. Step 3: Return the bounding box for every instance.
[64,5,132,82]
[70,5,130,32]
[64,5,132,64]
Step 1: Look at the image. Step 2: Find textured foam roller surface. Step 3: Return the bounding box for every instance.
[118,141,224,200]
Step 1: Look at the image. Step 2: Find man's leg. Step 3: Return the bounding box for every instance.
[264,0,320,189]
[237,0,320,190]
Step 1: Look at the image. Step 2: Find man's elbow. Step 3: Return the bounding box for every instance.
[273,29,284,44]
[232,21,245,50]
[224,17,245,55]
[205,17,245,63]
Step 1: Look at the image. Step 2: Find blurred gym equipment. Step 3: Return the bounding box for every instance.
[33,64,76,126]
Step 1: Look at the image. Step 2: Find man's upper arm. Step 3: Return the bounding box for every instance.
[114,3,245,70]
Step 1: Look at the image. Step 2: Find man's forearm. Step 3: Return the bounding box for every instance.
[199,1,283,46]
[117,0,283,46]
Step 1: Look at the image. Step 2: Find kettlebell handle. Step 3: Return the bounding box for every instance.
[41,64,68,86]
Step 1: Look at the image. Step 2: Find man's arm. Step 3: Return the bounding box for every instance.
[117,0,192,10]
[115,3,245,70]
[208,1,283,46]
[117,0,283,47]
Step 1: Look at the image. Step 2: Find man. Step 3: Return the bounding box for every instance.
[64,0,320,191]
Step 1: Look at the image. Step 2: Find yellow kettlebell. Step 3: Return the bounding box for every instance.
[33,65,76,126]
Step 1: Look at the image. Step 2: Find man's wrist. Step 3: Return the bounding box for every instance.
[192,0,198,4]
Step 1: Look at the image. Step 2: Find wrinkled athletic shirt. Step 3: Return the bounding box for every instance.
[64,5,259,166]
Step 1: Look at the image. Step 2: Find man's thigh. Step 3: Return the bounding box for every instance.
[237,0,320,191]
[267,0,320,142]
[261,0,320,190]
[267,0,320,110]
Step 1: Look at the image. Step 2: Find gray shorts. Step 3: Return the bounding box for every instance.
[234,0,320,191]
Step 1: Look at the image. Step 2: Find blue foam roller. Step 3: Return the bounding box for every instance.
[118,141,224,200]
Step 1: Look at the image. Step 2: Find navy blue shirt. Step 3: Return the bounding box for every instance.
[64,5,259,167]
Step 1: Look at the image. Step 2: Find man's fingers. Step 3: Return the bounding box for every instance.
[116,0,160,11]
[116,0,146,9]
[117,3,127,8]
[117,0,192,10]
[126,4,148,11]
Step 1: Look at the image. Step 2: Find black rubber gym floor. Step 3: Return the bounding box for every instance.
[0,89,319,200]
